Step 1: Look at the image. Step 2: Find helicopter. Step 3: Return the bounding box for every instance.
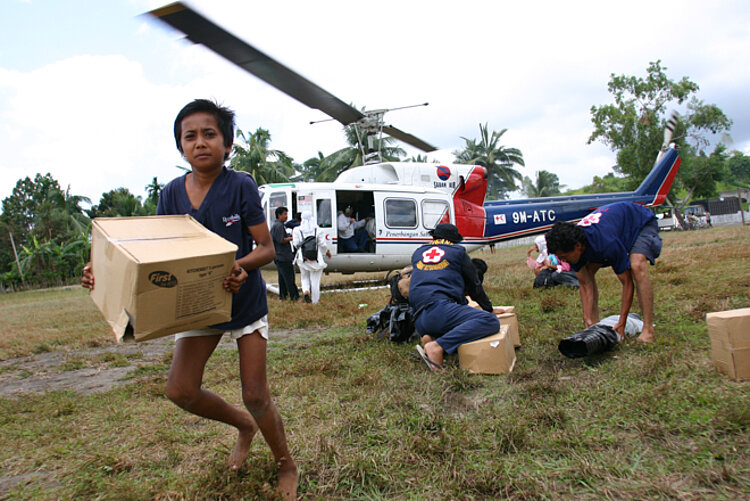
[147,2,681,274]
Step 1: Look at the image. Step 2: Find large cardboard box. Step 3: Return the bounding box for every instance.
[467,300,521,348]
[458,324,516,375]
[90,215,238,342]
[706,308,750,380]
[496,305,521,348]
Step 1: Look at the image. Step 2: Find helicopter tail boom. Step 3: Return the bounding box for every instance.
[454,146,682,249]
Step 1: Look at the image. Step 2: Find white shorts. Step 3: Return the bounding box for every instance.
[174,316,269,341]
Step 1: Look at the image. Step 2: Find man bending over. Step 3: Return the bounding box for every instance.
[545,202,662,343]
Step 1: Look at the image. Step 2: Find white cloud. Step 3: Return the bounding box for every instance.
[1,0,749,205]
[0,55,183,203]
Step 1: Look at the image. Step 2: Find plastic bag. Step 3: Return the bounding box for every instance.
[558,313,643,358]
[596,313,644,338]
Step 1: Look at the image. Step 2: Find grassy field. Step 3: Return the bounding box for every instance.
[1,226,749,500]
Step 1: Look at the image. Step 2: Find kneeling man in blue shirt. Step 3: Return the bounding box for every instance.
[409,223,503,371]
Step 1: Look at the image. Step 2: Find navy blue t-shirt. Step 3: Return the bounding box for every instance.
[408,240,493,312]
[157,167,268,329]
[574,202,656,274]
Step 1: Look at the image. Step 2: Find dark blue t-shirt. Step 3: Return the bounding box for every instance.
[270,220,294,263]
[157,167,268,329]
[574,202,656,274]
[408,240,492,312]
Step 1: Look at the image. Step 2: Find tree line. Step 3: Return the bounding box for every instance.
[1,61,747,290]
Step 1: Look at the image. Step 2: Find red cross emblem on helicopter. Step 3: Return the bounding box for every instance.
[422,246,445,264]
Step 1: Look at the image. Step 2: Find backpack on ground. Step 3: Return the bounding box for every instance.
[299,229,317,261]
[533,269,579,289]
[366,267,416,343]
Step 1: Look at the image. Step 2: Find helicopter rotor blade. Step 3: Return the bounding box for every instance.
[147,2,364,126]
[382,126,437,152]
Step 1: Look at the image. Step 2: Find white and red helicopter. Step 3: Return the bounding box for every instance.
[148,3,681,274]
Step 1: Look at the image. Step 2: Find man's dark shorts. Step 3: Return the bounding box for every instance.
[630,219,662,265]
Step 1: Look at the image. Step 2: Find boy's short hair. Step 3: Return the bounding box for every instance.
[275,206,288,218]
[546,222,587,254]
[174,99,236,160]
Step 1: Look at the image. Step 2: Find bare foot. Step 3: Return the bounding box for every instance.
[277,457,298,501]
[228,420,259,471]
[420,334,434,347]
[423,341,444,370]
[637,332,655,343]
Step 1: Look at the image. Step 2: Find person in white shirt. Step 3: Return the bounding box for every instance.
[526,234,548,274]
[293,211,331,303]
[337,205,369,252]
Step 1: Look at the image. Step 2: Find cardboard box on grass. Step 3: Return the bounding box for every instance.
[458,324,516,375]
[495,305,521,348]
[467,299,521,348]
[90,215,238,343]
[706,308,750,380]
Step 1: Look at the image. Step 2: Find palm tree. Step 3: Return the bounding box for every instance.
[60,186,91,237]
[454,124,525,200]
[143,177,164,215]
[295,152,327,182]
[521,170,565,198]
[309,106,407,181]
[406,154,438,163]
[316,124,406,181]
[230,128,295,184]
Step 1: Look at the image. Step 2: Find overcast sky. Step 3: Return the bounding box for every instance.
[1,0,749,205]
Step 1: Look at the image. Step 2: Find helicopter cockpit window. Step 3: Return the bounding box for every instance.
[316,199,332,228]
[422,200,451,229]
[269,192,287,211]
[385,198,417,228]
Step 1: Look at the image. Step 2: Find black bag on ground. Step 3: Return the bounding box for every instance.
[558,324,620,358]
[365,271,416,343]
[534,269,580,289]
[299,229,317,261]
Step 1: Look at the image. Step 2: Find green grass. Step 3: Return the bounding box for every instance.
[1,226,749,499]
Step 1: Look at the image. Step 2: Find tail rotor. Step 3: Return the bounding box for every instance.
[655,111,679,165]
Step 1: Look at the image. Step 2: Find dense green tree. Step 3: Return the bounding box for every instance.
[89,188,146,218]
[454,124,524,200]
[1,174,67,247]
[521,170,564,198]
[19,235,88,285]
[678,144,730,200]
[584,172,630,194]
[1,173,91,246]
[563,172,631,195]
[588,60,732,210]
[727,150,750,187]
[0,173,90,287]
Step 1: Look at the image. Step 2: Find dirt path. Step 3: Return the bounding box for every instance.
[0,329,309,398]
